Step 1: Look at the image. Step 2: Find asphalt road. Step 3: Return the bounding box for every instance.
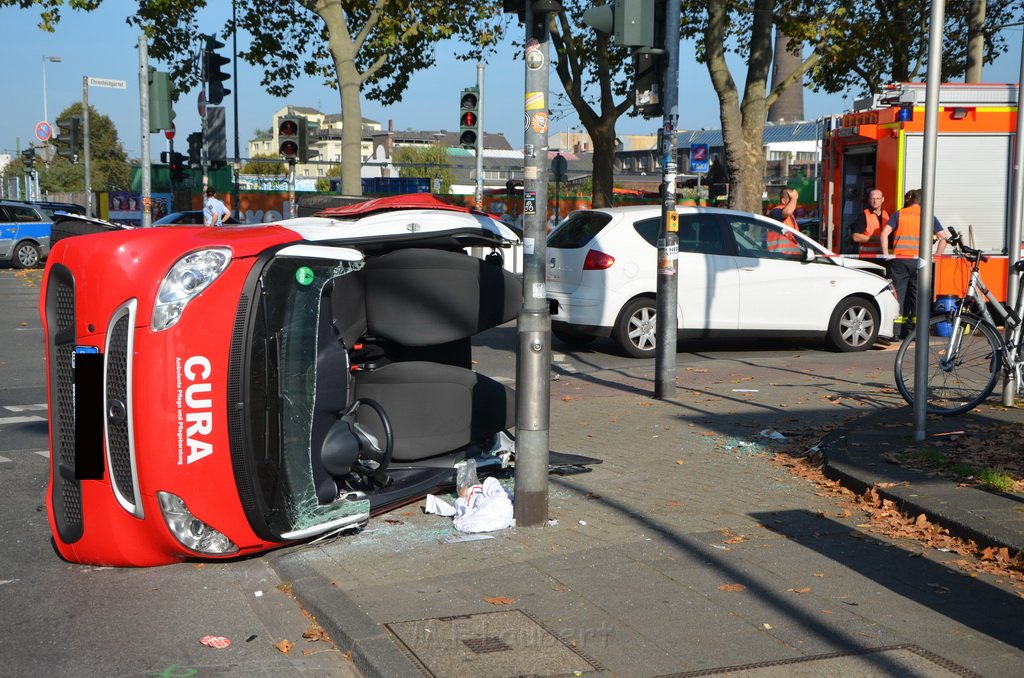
[0,268,358,678]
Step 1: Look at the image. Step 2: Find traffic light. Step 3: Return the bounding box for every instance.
[148,68,175,132]
[278,115,304,160]
[21,147,36,171]
[582,0,659,48]
[169,152,185,182]
[186,132,203,166]
[203,34,231,106]
[459,87,480,150]
[633,51,664,118]
[54,116,81,161]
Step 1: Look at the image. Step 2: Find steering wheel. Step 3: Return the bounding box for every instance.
[349,397,394,484]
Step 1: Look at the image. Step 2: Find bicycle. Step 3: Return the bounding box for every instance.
[894,227,1024,416]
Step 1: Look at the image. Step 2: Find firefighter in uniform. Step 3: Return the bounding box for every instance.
[880,189,948,338]
[851,189,889,261]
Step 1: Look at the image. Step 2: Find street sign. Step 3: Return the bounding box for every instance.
[35,121,52,142]
[197,91,206,118]
[690,144,709,173]
[87,77,127,89]
[164,123,176,141]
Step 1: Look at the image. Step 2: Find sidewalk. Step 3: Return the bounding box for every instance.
[270,355,1024,678]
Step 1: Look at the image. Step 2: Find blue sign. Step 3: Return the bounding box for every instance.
[690,144,709,173]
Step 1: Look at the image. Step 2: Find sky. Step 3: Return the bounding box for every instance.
[1,3,1022,163]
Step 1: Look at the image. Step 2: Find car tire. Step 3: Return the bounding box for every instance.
[12,242,41,269]
[613,297,658,358]
[826,296,879,352]
[552,327,597,347]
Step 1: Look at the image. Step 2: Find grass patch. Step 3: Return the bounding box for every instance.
[903,446,947,464]
[977,469,1016,493]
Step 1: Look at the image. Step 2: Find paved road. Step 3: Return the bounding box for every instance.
[0,268,358,678]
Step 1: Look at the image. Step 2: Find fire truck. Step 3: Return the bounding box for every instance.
[821,82,1020,300]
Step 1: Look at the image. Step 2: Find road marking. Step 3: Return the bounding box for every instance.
[34,450,50,459]
[0,416,46,425]
[4,404,47,412]
[0,456,10,463]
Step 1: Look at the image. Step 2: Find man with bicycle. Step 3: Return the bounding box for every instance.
[880,189,948,338]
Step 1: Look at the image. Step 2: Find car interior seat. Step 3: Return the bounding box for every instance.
[314,248,521,502]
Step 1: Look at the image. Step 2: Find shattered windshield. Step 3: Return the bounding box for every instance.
[247,254,369,535]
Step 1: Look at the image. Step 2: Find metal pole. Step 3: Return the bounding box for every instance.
[83,77,93,217]
[139,36,152,229]
[475,62,485,210]
[514,3,553,528]
[1003,68,1024,405]
[288,158,296,219]
[655,0,681,399]
[232,0,241,221]
[913,0,946,442]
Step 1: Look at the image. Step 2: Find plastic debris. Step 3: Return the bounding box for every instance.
[547,519,559,527]
[254,590,263,597]
[732,389,760,393]
[758,429,786,441]
[578,520,587,526]
[199,635,231,649]
[442,533,495,544]
[425,477,513,533]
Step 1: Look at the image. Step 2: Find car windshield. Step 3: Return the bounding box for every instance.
[245,254,369,536]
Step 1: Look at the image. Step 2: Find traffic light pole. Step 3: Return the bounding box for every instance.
[82,77,93,217]
[654,0,681,399]
[514,2,554,529]
[138,35,153,228]
[475,63,484,211]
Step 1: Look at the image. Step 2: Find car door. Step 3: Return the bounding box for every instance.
[634,213,741,330]
[722,214,836,331]
[0,207,13,258]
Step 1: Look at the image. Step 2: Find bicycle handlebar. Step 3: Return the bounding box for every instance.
[946,227,988,263]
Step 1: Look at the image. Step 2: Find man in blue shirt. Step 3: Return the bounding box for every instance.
[203,187,230,226]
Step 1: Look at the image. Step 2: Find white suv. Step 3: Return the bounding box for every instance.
[546,206,898,357]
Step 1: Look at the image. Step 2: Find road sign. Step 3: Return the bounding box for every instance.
[164,123,176,141]
[86,77,127,89]
[690,144,709,173]
[197,91,206,118]
[35,121,52,142]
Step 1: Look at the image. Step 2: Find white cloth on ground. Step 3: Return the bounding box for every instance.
[423,477,514,533]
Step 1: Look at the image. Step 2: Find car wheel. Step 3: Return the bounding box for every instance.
[12,242,41,269]
[552,327,597,347]
[613,297,657,358]
[826,297,879,352]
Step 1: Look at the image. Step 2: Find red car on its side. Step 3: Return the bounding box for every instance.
[41,195,522,566]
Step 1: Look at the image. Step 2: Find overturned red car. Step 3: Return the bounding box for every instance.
[41,196,524,566]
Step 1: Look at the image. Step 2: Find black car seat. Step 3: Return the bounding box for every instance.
[315,248,520,501]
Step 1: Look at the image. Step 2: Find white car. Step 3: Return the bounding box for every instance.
[546,206,899,357]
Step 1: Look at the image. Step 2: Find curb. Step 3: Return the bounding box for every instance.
[820,428,1024,557]
[268,551,422,678]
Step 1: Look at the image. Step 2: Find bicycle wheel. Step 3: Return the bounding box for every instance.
[893,313,1003,416]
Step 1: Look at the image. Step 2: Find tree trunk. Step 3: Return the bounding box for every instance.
[587,118,617,208]
[966,0,986,82]
[319,3,364,196]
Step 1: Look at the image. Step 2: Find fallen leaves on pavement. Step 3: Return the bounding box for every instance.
[482,596,515,605]
[717,583,746,592]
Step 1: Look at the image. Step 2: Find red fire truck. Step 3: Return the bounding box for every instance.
[821,82,1020,300]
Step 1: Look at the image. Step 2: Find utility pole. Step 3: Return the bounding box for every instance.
[514,1,557,528]
[139,35,152,228]
[82,77,93,217]
[655,0,681,399]
[475,63,485,210]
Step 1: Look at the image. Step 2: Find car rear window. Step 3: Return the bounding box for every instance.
[548,211,612,248]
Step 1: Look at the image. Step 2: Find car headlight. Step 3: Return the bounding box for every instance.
[152,248,231,330]
[157,491,239,555]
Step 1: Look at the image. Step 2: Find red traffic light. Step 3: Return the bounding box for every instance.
[460,111,477,127]
[279,120,298,136]
[280,140,298,158]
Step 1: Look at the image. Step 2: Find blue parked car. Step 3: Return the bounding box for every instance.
[0,200,51,268]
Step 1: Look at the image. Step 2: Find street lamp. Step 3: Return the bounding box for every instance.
[42,55,62,125]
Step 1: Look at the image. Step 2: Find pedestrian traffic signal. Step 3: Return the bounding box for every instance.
[278,115,307,160]
[21,147,36,171]
[187,132,203,166]
[459,86,480,150]
[582,0,659,47]
[203,34,231,106]
[169,152,186,182]
[54,116,81,161]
